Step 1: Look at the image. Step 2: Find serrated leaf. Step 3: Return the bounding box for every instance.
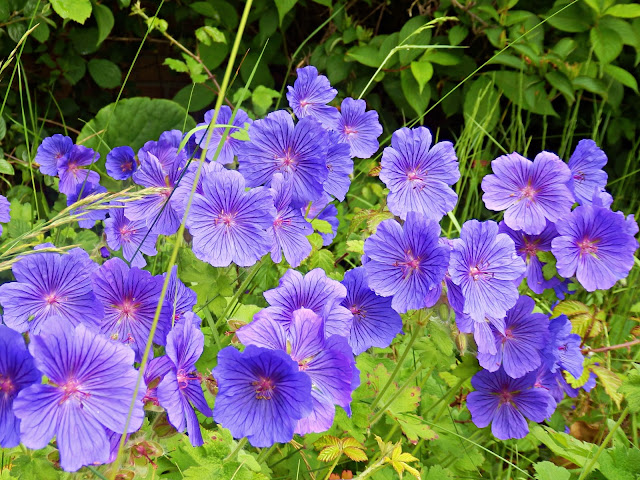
[318,445,341,462]
[346,240,364,254]
[534,461,570,480]
[311,218,333,234]
[591,365,623,407]
[344,446,368,462]
[307,249,334,271]
[50,0,92,23]
[530,425,599,468]
[394,413,438,443]
[620,367,640,412]
[315,435,340,448]
[164,58,190,73]
[599,445,640,480]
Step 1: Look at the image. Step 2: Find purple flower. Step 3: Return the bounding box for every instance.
[106,146,137,180]
[91,257,170,361]
[498,221,558,294]
[213,345,313,447]
[138,137,187,171]
[13,319,145,472]
[255,269,352,337]
[66,182,108,229]
[0,195,10,236]
[237,309,357,435]
[187,168,275,267]
[268,173,313,267]
[194,106,252,164]
[159,129,184,148]
[35,134,73,176]
[380,127,459,221]
[363,211,450,313]
[477,296,549,378]
[544,314,583,379]
[567,140,607,206]
[0,326,41,448]
[341,267,402,355]
[126,152,184,236]
[552,204,638,291]
[336,97,382,159]
[323,132,353,201]
[104,203,158,268]
[162,266,197,324]
[450,220,526,322]
[305,192,338,246]
[172,160,222,218]
[481,152,574,235]
[57,144,101,195]
[467,368,554,440]
[157,319,212,446]
[143,356,172,406]
[238,110,329,207]
[0,248,103,333]
[286,66,340,129]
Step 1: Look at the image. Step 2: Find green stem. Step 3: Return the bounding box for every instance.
[225,438,248,462]
[353,457,386,480]
[256,444,277,464]
[369,317,424,412]
[323,457,340,480]
[369,366,428,427]
[578,407,629,480]
[219,261,262,324]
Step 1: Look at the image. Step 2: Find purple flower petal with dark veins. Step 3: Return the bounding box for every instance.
[35,134,73,176]
[104,202,158,268]
[194,106,252,164]
[323,132,353,201]
[543,314,584,379]
[380,127,459,221]
[305,192,338,246]
[66,182,108,229]
[0,195,10,237]
[162,266,197,325]
[286,66,340,129]
[567,139,608,206]
[106,146,137,180]
[336,98,382,159]
[482,151,574,235]
[57,144,100,195]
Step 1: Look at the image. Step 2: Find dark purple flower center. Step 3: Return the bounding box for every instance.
[253,377,275,400]
[349,304,366,320]
[215,211,236,227]
[573,172,585,183]
[577,238,598,256]
[502,328,515,344]
[498,389,513,405]
[469,264,493,282]
[520,183,537,201]
[521,239,539,259]
[0,375,15,396]
[59,378,90,404]
[277,147,298,170]
[121,161,133,173]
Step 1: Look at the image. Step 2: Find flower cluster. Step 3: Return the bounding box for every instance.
[9,63,638,469]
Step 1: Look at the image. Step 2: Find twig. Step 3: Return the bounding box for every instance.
[37,117,81,135]
[583,338,640,354]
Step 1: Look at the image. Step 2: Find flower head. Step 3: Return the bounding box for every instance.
[162,266,197,324]
[0,195,10,236]
[187,168,275,267]
[551,204,638,291]
[238,110,329,207]
[323,132,353,201]
[363,211,450,313]
[66,182,108,229]
[268,173,313,267]
[194,106,252,164]
[213,345,313,447]
[91,257,170,360]
[341,267,403,355]
[380,127,459,221]
[336,97,382,159]
[567,139,607,206]
[57,144,101,195]
[35,134,73,176]
[543,314,583,379]
[477,296,549,378]
[482,152,574,235]
[104,203,158,268]
[138,137,187,171]
[498,220,558,294]
[449,220,526,322]
[286,66,340,129]
[0,247,103,333]
[125,152,184,236]
[157,319,212,446]
[467,368,554,440]
[255,269,352,338]
[0,326,41,448]
[14,320,145,472]
[106,146,137,180]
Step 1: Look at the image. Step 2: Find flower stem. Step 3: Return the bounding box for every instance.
[369,315,425,412]
[225,437,248,462]
[323,456,341,480]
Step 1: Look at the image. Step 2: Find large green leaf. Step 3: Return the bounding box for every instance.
[545,1,593,32]
[77,97,196,159]
[591,26,623,64]
[50,0,92,24]
[93,3,114,45]
[605,4,640,18]
[534,461,570,480]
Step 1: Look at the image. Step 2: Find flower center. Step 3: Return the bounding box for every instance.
[119,224,135,242]
[520,183,537,201]
[116,298,140,320]
[0,375,15,396]
[273,216,291,228]
[299,99,310,111]
[577,238,598,256]
[349,305,366,320]
[521,239,539,259]
[44,292,60,306]
[344,126,358,137]
[469,264,493,282]
[277,147,298,171]
[252,377,275,400]
[498,389,513,405]
[176,369,199,390]
[120,161,133,173]
[59,378,90,404]
[573,172,585,183]
[502,328,515,344]
[395,250,422,278]
[215,211,236,227]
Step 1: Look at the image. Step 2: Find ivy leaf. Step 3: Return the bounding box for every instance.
[619,366,640,412]
[50,0,92,24]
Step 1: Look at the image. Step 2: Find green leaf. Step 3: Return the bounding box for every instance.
[0,158,15,175]
[31,21,51,43]
[196,26,226,45]
[422,51,461,65]
[11,452,60,480]
[399,16,433,64]
[604,64,639,92]
[463,76,501,131]
[307,249,335,271]
[599,446,640,480]
[530,425,599,468]
[173,83,216,112]
[346,45,381,68]
[190,1,220,18]
[88,59,122,89]
[311,218,333,234]
[620,367,640,412]
[164,58,190,73]
[93,3,114,45]
[590,364,623,407]
[0,116,6,141]
[50,0,92,23]
[573,76,608,97]
[78,97,195,160]
[59,55,86,85]
[394,413,438,443]
[401,69,430,116]
[545,2,594,32]
[448,25,468,46]
[605,4,640,18]
[410,60,433,94]
[346,240,364,254]
[534,461,570,480]
[251,85,280,116]
[591,26,623,63]
[274,0,298,24]
[545,71,575,103]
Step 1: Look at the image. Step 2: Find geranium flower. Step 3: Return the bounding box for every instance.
[567,139,607,205]
[104,202,158,268]
[162,266,197,324]
[286,66,340,129]
[57,144,101,195]
[194,106,252,164]
[66,182,108,229]
[305,192,338,246]
[323,132,353,202]
[336,97,382,159]
[35,134,73,176]
[543,314,583,379]
[106,146,137,180]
